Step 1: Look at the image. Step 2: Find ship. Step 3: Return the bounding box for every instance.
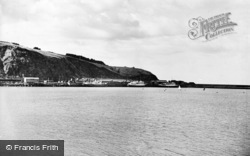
[127,81,146,87]
[82,79,107,87]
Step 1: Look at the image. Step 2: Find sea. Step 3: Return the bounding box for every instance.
[0,87,250,156]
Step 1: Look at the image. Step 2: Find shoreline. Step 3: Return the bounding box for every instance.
[1,84,250,89]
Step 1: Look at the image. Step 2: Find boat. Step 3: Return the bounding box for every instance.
[157,82,178,87]
[178,85,181,90]
[127,81,146,87]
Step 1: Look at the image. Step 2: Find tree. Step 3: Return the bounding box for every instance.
[33,47,41,50]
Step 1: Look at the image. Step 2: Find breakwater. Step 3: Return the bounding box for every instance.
[192,84,250,89]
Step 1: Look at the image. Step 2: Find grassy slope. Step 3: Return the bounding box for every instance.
[0,41,158,81]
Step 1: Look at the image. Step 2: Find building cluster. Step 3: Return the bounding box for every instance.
[0,77,130,87]
[0,77,178,87]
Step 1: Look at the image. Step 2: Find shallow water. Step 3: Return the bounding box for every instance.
[0,87,250,156]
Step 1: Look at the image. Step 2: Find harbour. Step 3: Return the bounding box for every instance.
[0,1,249,156]
[0,87,249,156]
[1,77,250,89]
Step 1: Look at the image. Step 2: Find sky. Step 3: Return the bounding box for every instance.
[0,0,249,84]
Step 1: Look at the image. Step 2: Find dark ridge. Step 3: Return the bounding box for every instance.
[0,41,158,81]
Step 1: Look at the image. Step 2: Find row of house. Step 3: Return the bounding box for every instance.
[0,77,183,87]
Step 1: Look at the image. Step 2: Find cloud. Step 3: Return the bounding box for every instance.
[0,0,187,40]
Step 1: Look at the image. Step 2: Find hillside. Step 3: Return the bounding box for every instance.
[0,41,158,81]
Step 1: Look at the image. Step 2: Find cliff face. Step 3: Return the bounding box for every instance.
[0,41,158,81]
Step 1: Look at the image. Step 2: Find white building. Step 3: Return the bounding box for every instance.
[23,77,39,85]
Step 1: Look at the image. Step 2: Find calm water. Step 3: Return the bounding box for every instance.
[0,87,250,156]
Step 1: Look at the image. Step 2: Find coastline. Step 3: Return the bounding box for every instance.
[1,84,250,89]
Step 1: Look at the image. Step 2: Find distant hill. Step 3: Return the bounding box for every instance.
[0,41,158,81]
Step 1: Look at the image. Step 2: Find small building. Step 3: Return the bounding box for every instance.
[101,79,128,83]
[150,80,168,85]
[44,80,58,86]
[23,77,39,85]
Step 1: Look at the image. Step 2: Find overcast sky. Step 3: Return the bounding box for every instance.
[0,0,249,84]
